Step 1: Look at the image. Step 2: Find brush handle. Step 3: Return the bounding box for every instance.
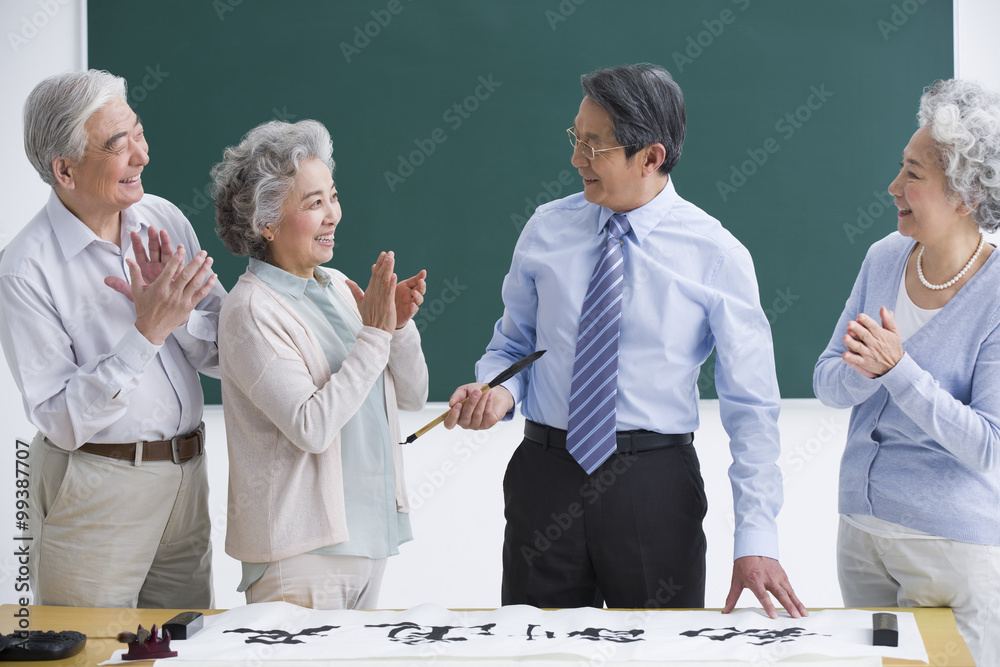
[402,383,491,443]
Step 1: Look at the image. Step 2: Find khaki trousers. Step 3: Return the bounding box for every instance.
[246,552,387,610]
[28,433,213,608]
[838,517,998,667]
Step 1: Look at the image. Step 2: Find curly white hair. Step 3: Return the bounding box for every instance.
[918,79,1000,232]
[212,120,334,258]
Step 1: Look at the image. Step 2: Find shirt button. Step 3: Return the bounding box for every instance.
[141,353,148,361]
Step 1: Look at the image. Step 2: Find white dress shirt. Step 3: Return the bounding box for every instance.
[0,190,226,448]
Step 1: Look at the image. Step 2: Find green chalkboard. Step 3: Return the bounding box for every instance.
[88,0,953,403]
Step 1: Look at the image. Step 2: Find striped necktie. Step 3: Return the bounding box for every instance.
[566,213,631,474]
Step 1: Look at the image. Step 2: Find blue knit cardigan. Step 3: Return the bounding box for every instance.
[814,232,1000,545]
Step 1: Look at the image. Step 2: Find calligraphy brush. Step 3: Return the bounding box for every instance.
[401,349,546,444]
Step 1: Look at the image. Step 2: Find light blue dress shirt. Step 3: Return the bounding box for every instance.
[476,179,783,560]
[239,259,411,591]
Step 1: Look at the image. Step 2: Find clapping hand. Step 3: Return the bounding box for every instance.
[841,306,903,378]
[106,245,218,346]
[105,226,176,302]
[347,251,398,333]
[395,269,427,329]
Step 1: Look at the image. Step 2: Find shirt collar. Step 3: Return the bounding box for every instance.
[46,190,148,260]
[120,201,149,236]
[597,177,679,245]
[248,257,328,297]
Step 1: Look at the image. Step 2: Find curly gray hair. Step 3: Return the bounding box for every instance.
[23,70,127,188]
[212,120,334,258]
[918,79,1000,232]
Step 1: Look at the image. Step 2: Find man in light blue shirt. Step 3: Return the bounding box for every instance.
[445,64,805,617]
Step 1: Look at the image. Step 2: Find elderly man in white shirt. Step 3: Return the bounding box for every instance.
[0,70,225,608]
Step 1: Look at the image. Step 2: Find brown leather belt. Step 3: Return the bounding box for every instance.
[78,423,205,463]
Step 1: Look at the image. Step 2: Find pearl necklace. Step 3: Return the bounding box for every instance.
[917,233,986,290]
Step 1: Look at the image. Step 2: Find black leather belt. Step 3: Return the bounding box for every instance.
[524,420,693,453]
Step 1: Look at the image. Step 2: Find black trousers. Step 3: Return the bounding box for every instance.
[501,436,708,609]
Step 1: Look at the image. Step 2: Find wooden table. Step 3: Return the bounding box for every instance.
[0,604,975,665]
[0,605,224,665]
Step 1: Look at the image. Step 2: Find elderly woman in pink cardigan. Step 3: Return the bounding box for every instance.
[212,119,428,609]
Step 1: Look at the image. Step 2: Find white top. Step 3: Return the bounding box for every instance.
[0,191,225,448]
[892,267,941,343]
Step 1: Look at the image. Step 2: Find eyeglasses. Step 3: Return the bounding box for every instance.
[566,127,633,160]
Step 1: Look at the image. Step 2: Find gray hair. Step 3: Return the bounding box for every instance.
[23,70,127,188]
[211,120,334,258]
[918,79,1000,232]
[581,63,685,176]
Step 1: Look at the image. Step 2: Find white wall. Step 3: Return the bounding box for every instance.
[0,0,84,603]
[955,0,1000,91]
[955,0,1000,249]
[0,0,991,611]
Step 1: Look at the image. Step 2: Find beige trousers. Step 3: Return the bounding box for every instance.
[246,552,387,610]
[27,433,213,608]
[838,517,999,667]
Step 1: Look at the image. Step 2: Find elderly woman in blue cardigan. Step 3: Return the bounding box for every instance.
[814,79,1000,666]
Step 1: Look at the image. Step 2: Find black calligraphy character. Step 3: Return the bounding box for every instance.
[680,627,828,646]
[525,624,556,641]
[224,625,339,645]
[365,622,496,645]
[566,628,645,643]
